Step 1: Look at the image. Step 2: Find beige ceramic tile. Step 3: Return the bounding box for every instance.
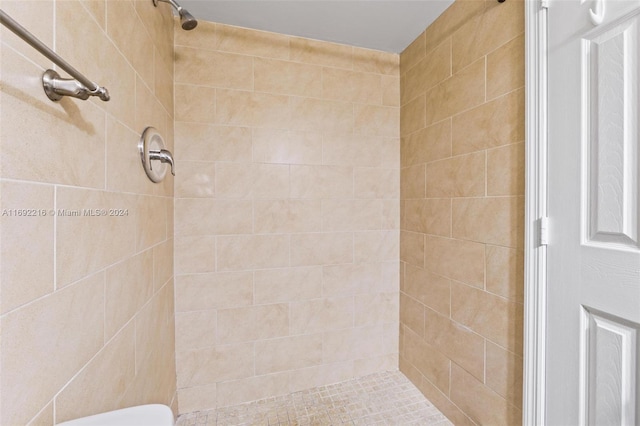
[176,383,217,414]
[401,95,426,136]
[0,46,106,188]
[354,168,399,199]
[288,361,354,393]
[56,1,137,128]
[402,39,452,105]
[254,266,323,304]
[400,231,425,268]
[289,165,353,199]
[216,372,290,408]
[56,188,136,287]
[255,334,323,374]
[353,47,398,75]
[452,87,525,155]
[252,128,322,165]
[321,199,382,231]
[174,199,252,236]
[382,75,400,107]
[174,235,216,274]
[105,251,153,340]
[290,297,354,334]
[175,310,217,351]
[415,374,477,426]
[382,199,401,229]
[290,97,353,134]
[174,19,215,50]
[402,327,450,393]
[174,272,253,312]
[289,37,353,69]
[423,307,484,381]
[217,303,289,344]
[486,341,524,409]
[425,58,485,126]
[216,234,290,271]
[401,119,452,167]
[450,363,522,425]
[323,325,386,363]
[155,48,174,115]
[400,293,425,337]
[322,263,382,297]
[174,161,216,198]
[106,117,154,195]
[487,33,525,100]
[0,181,54,314]
[175,48,253,90]
[106,0,154,84]
[400,164,425,199]
[215,162,289,199]
[451,281,524,354]
[452,196,523,247]
[215,23,290,60]
[353,230,399,263]
[424,235,485,287]
[291,232,353,266]
[487,142,525,196]
[254,58,322,97]
[135,195,167,251]
[400,30,426,72]
[54,323,135,422]
[254,199,321,234]
[174,123,252,162]
[354,104,399,137]
[176,342,254,387]
[423,0,486,54]
[486,245,524,302]
[426,151,486,198]
[322,68,382,104]
[216,89,290,128]
[403,265,451,316]
[355,293,398,327]
[0,0,53,64]
[381,137,401,168]
[27,401,53,426]
[1,273,104,426]
[135,77,169,145]
[174,84,216,123]
[403,199,452,237]
[452,0,524,73]
[153,239,173,291]
[323,134,383,167]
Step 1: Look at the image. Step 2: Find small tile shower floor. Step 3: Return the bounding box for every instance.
[176,371,452,426]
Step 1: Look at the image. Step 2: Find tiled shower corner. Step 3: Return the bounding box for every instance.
[176,371,452,426]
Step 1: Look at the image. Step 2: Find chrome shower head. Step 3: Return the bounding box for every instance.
[152,0,198,31]
[178,8,198,30]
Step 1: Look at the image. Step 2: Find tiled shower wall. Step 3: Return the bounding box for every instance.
[173,21,400,413]
[399,0,525,424]
[0,0,177,424]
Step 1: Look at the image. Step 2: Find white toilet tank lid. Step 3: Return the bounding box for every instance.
[57,404,174,426]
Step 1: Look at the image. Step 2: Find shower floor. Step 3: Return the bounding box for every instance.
[175,371,452,426]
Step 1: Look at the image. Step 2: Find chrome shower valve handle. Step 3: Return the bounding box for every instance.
[138,127,175,183]
[149,149,175,176]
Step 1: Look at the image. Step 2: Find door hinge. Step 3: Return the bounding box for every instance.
[541,0,549,9]
[539,216,549,246]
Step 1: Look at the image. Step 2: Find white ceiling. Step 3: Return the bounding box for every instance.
[179,1,455,53]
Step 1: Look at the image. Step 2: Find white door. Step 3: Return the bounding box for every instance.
[547,0,640,424]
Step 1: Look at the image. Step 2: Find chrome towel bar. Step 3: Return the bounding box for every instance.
[0,9,110,102]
